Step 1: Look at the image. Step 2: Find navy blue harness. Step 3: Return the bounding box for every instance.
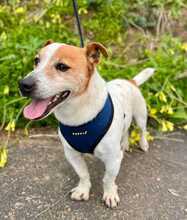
[59,94,114,154]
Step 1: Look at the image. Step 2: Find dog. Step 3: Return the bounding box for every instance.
[19,41,155,208]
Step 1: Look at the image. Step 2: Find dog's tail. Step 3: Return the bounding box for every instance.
[132,68,155,86]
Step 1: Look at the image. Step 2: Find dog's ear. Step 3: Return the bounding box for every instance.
[44,39,53,47]
[86,42,108,64]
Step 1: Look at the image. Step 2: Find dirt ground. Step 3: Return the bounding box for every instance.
[0,129,187,220]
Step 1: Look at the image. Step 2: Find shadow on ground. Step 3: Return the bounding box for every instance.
[0,129,187,220]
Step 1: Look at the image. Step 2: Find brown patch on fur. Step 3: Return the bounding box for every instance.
[86,42,108,64]
[44,44,94,95]
[44,39,53,47]
[129,79,138,87]
[37,43,108,97]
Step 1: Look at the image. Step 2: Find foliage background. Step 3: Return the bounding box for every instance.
[0,0,187,133]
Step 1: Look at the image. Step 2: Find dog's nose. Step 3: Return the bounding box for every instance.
[19,77,35,97]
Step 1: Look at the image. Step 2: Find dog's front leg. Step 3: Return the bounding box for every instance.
[101,150,123,208]
[64,144,91,201]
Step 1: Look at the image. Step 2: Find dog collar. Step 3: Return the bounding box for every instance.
[59,93,114,154]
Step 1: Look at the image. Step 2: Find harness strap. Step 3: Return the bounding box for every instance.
[59,94,114,154]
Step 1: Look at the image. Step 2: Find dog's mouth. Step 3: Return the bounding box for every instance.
[23,90,71,120]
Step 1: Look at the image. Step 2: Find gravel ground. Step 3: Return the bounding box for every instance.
[0,129,187,220]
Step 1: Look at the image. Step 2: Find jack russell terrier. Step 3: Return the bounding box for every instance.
[19,41,155,208]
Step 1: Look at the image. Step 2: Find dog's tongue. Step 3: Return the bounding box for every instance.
[23,98,51,120]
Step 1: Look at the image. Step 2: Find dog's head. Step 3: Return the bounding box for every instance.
[19,41,108,120]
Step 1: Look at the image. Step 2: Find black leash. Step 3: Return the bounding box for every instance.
[72,0,84,48]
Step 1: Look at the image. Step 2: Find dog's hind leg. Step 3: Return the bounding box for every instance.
[121,130,129,151]
[133,97,149,152]
[63,144,91,201]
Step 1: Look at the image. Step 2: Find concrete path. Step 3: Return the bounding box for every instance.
[0,129,187,220]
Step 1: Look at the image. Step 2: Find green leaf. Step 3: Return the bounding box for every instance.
[172,109,187,119]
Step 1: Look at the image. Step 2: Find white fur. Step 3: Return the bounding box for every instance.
[55,71,107,125]
[36,43,62,72]
[56,68,155,208]
[133,68,155,86]
[26,43,70,99]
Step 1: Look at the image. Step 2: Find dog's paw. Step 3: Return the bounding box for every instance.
[103,185,120,208]
[121,135,129,152]
[70,183,90,201]
[139,137,149,152]
[123,144,130,152]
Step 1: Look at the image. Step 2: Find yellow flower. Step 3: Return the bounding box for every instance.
[78,8,88,15]
[167,121,174,131]
[3,85,9,95]
[181,43,187,52]
[15,7,25,14]
[5,120,15,132]
[146,132,154,141]
[150,108,157,118]
[161,121,167,132]
[160,105,173,115]
[0,147,8,168]
[5,122,11,131]
[156,91,167,103]
[129,129,140,145]
[161,120,174,132]
[167,107,174,115]
[183,124,187,130]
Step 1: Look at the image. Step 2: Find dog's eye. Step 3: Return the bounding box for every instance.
[34,57,40,66]
[55,63,70,72]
